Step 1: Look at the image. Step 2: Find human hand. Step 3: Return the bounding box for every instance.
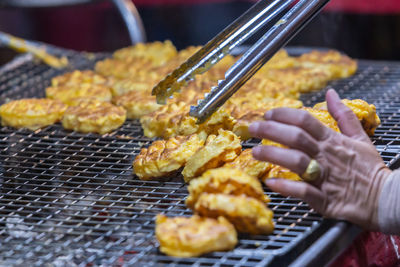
[249,89,391,230]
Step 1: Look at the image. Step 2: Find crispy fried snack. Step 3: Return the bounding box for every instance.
[264,165,302,181]
[113,40,178,66]
[133,134,204,180]
[155,214,237,258]
[108,76,161,96]
[259,49,296,70]
[185,167,269,209]
[182,130,242,182]
[302,107,340,132]
[140,102,235,139]
[0,98,67,130]
[229,98,303,140]
[297,50,357,79]
[46,83,112,105]
[51,70,108,87]
[260,67,331,93]
[62,99,126,134]
[94,57,155,79]
[224,149,272,180]
[194,193,274,235]
[112,90,161,119]
[313,99,380,136]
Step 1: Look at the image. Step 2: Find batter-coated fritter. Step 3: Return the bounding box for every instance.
[298,50,357,79]
[51,70,108,87]
[194,193,274,235]
[303,107,340,132]
[113,40,178,66]
[259,49,296,70]
[133,134,204,180]
[112,90,161,119]
[182,130,242,182]
[155,214,237,258]
[46,83,112,105]
[229,98,303,140]
[0,98,67,130]
[313,99,380,136]
[264,165,301,181]
[62,99,126,134]
[261,67,331,93]
[94,57,155,79]
[224,149,272,180]
[185,167,269,209]
[140,102,235,139]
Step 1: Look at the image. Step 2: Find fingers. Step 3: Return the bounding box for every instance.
[265,178,326,212]
[326,89,369,142]
[252,145,310,174]
[249,121,319,157]
[263,108,331,141]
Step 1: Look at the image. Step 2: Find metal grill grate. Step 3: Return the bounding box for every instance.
[0,51,400,266]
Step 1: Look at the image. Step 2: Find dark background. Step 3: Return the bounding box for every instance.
[0,0,400,65]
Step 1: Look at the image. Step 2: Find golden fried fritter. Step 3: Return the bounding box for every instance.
[228,98,303,140]
[259,49,296,70]
[112,90,160,119]
[133,134,204,180]
[113,40,178,66]
[108,76,161,96]
[46,83,112,105]
[140,102,235,139]
[62,99,126,134]
[297,50,357,79]
[224,149,272,180]
[155,214,237,258]
[260,67,331,93]
[264,165,301,181]
[313,99,380,136]
[182,130,242,182]
[302,107,340,132]
[0,98,67,130]
[194,193,274,235]
[94,57,155,79]
[185,167,269,209]
[51,70,108,87]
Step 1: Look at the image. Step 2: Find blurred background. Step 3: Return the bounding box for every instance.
[0,0,400,65]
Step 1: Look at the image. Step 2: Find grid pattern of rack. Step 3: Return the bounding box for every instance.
[0,52,400,266]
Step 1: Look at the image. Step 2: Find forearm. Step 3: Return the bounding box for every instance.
[378,169,400,234]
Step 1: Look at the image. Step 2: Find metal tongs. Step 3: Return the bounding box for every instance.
[152,0,330,123]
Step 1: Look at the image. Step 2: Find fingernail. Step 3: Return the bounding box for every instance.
[249,122,260,134]
[327,89,340,99]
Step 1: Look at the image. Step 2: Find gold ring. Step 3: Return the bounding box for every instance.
[301,159,321,182]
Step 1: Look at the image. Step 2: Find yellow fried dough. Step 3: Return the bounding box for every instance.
[46,83,112,105]
[133,134,204,180]
[194,193,274,235]
[155,214,237,258]
[51,70,108,87]
[0,98,67,130]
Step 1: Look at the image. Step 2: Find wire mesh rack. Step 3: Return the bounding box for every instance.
[0,49,400,267]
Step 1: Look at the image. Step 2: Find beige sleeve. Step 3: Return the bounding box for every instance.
[378,169,400,234]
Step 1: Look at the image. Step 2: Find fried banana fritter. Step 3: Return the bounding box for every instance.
[140,102,235,139]
[302,107,340,132]
[194,193,274,235]
[182,130,242,182]
[313,99,380,136]
[133,134,204,180]
[259,49,296,70]
[224,149,272,180]
[62,99,126,134]
[94,57,155,79]
[155,214,237,258]
[109,76,161,96]
[185,167,269,209]
[0,98,67,130]
[298,50,357,79]
[113,40,178,66]
[46,83,112,105]
[51,70,108,87]
[229,98,303,140]
[260,67,331,93]
[112,90,161,119]
[264,165,301,181]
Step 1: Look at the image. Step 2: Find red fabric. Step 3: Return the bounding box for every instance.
[331,232,400,267]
